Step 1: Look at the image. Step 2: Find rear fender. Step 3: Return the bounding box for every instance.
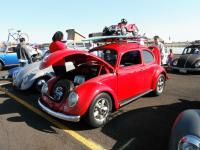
[32,67,53,81]
[152,67,168,90]
[149,46,161,65]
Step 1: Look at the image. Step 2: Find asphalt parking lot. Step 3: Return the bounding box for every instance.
[0,70,199,150]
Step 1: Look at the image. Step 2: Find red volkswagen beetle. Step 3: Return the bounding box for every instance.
[38,42,167,127]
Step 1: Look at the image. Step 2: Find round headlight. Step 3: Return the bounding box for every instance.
[41,82,48,94]
[194,60,200,68]
[68,92,78,107]
[178,135,200,150]
[172,59,178,66]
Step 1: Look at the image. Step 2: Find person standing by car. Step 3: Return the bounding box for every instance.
[153,36,165,65]
[167,49,174,66]
[49,31,66,76]
[16,38,30,66]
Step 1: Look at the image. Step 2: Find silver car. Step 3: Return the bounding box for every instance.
[12,51,75,92]
[12,59,54,92]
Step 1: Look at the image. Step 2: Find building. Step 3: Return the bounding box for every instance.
[66,29,85,42]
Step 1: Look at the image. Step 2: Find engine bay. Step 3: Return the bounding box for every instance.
[65,61,108,85]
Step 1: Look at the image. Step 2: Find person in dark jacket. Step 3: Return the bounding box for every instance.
[16,38,30,66]
[49,31,67,76]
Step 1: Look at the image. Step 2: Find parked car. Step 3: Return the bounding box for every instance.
[171,42,200,73]
[12,50,52,92]
[0,46,19,70]
[0,44,44,71]
[38,41,167,128]
[169,109,200,150]
[8,50,49,79]
[12,50,75,92]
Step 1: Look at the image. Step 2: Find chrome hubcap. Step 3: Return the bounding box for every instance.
[157,76,165,93]
[36,79,46,92]
[37,79,46,86]
[93,98,109,122]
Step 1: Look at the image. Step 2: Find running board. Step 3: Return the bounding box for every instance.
[119,90,153,107]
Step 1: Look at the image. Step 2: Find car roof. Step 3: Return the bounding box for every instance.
[91,42,146,53]
[187,44,200,48]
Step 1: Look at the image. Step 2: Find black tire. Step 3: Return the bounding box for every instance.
[51,79,74,102]
[34,77,49,92]
[153,74,165,96]
[86,93,112,128]
[0,62,3,71]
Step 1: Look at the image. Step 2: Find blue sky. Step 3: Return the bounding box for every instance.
[0,0,199,43]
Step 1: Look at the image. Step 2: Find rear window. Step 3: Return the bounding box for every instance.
[143,50,154,63]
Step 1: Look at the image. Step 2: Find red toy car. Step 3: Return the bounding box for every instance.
[103,19,139,36]
[38,40,167,128]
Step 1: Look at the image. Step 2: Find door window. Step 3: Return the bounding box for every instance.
[143,50,154,63]
[120,51,141,67]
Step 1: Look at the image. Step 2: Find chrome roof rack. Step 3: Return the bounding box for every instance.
[83,35,147,44]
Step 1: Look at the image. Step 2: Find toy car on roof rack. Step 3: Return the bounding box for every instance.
[102,19,139,36]
[38,36,167,128]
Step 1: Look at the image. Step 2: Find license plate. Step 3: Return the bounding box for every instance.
[179,69,187,73]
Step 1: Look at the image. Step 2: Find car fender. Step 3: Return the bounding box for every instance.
[20,67,53,90]
[75,81,119,116]
[31,67,53,81]
[152,66,167,90]
[148,46,161,65]
[192,58,200,66]
[169,109,200,150]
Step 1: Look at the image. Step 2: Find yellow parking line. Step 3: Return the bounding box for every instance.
[0,82,11,86]
[0,87,105,150]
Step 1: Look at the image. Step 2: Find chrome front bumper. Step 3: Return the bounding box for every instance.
[38,99,80,122]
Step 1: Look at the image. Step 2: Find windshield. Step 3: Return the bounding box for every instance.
[183,46,200,54]
[90,49,118,66]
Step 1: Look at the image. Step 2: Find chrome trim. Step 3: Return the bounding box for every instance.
[120,90,153,107]
[178,135,200,149]
[4,64,19,67]
[171,66,200,71]
[38,99,80,122]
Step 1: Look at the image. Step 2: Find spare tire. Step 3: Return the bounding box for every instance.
[51,79,74,102]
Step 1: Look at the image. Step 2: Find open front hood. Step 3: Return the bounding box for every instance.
[40,49,114,72]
